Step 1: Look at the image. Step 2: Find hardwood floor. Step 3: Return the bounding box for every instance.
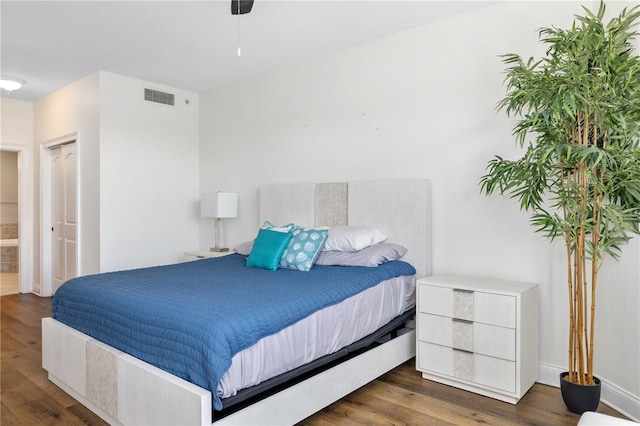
[1,294,106,425]
[1,293,631,425]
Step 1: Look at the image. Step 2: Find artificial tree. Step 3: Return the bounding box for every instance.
[480,0,640,394]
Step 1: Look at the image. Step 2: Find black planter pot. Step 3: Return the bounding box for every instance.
[560,372,601,414]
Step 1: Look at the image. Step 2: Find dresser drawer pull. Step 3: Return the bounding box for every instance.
[453,348,474,354]
[453,288,473,294]
[452,318,473,324]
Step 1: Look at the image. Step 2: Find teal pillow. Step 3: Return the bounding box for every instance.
[279,226,329,271]
[246,229,292,271]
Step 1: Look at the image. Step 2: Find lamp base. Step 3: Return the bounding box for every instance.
[210,247,230,252]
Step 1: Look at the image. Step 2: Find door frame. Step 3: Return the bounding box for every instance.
[0,143,33,294]
[41,133,79,297]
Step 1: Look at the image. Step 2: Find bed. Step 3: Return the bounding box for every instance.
[42,179,432,425]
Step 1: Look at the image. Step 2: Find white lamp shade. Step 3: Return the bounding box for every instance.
[201,192,238,218]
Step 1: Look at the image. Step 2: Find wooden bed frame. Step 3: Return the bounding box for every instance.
[42,179,431,425]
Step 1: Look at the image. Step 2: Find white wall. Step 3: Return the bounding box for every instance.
[34,72,101,292]
[1,98,33,143]
[199,0,639,414]
[99,72,200,271]
[34,71,200,284]
[0,98,34,292]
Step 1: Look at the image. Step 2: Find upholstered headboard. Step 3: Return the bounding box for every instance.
[259,179,431,278]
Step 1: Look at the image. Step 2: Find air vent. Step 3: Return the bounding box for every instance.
[144,88,175,106]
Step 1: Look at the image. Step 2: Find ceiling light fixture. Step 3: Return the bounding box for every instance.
[237,0,242,57]
[0,76,25,91]
[231,1,254,57]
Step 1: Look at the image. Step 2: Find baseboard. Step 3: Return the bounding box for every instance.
[538,363,640,422]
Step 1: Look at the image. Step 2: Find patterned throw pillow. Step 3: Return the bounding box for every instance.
[279,226,329,272]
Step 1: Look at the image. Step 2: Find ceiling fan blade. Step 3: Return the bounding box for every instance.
[231,0,254,15]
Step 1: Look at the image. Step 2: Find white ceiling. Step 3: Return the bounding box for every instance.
[1,1,495,102]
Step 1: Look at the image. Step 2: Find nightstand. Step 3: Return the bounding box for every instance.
[416,274,539,404]
[183,250,235,261]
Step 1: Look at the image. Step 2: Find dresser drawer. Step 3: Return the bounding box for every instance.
[418,284,454,316]
[417,341,516,393]
[475,292,516,328]
[418,313,515,360]
[418,284,516,328]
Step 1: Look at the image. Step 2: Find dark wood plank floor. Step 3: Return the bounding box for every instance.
[1,293,631,425]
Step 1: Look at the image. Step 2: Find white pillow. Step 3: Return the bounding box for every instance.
[322,226,387,252]
[261,221,294,233]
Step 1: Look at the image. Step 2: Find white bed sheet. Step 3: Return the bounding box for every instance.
[218,274,416,399]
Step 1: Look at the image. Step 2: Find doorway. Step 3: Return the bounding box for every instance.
[1,151,20,295]
[0,144,32,295]
[41,137,78,296]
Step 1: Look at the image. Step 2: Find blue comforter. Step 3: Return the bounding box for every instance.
[52,254,415,409]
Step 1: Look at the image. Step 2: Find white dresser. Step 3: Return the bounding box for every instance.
[416,274,539,404]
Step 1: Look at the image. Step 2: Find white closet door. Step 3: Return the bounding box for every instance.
[51,143,77,293]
